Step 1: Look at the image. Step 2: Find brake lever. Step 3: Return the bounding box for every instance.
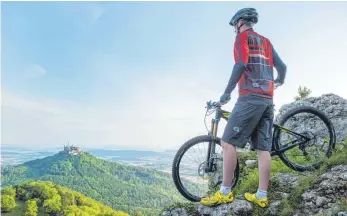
[205,101,212,109]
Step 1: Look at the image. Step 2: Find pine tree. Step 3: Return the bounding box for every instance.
[294,86,312,101]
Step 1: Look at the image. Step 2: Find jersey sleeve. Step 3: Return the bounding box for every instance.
[223,33,249,95]
[272,45,287,84]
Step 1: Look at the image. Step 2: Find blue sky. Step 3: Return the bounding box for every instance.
[2,2,347,150]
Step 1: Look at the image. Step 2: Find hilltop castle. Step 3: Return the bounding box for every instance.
[63,144,82,155]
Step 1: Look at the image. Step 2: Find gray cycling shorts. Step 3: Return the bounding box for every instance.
[221,100,274,151]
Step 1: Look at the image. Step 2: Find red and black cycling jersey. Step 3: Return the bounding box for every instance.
[224,28,287,99]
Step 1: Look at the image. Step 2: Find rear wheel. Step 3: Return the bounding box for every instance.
[172,135,240,202]
[274,106,335,171]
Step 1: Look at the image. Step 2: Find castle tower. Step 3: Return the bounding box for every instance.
[64,145,69,152]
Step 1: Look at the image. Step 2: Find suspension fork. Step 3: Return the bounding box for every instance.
[205,111,220,172]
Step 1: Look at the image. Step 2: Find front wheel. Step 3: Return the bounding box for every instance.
[274,106,335,171]
[172,135,240,202]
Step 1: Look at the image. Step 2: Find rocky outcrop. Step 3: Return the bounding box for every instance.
[276,93,347,145]
[297,165,347,216]
[197,200,252,216]
[161,200,253,216]
[162,165,347,216]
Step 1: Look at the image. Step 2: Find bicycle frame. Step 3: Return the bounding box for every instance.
[204,103,311,172]
[270,124,310,156]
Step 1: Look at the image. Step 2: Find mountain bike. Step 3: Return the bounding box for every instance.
[172,100,336,202]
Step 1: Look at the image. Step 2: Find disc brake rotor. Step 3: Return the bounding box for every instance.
[198,162,210,180]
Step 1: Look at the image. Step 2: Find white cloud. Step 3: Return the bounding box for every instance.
[2,92,60,114]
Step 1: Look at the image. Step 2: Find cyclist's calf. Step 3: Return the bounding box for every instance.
[256,150,271,191]
[221,140,238,187]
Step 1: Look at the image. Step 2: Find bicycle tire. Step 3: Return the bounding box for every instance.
[172,135,240,202]
[274,106,335,172]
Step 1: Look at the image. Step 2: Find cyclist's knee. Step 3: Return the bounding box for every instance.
[221,140,235,149]
[221,140,229,147]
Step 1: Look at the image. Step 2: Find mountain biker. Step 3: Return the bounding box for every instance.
[200,8,287,208]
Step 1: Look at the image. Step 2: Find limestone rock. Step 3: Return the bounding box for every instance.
[276,93,347,145]
[245,160,257,168]
[196,200,252,216]
[274,173,299,188]
[266,200,282,216]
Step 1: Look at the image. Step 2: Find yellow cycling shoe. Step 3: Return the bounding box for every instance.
[200,191,234,206]
[244,192,269,208]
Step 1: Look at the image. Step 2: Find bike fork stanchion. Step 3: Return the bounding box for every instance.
[205,140,212,173]
[205,118,219,173]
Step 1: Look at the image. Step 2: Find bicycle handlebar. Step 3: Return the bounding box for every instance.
[206,101,221,110]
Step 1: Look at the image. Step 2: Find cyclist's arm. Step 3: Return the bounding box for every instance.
[272,46,287,85]
[223,33,249,95]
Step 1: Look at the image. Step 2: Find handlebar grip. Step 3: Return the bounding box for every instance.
[206,101,221,110]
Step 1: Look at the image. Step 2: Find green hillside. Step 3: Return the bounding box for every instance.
[1,151,197,215]
[1,181,128,216]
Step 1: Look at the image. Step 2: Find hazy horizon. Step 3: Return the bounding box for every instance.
[2,2,347,151]
[0,143,176,152]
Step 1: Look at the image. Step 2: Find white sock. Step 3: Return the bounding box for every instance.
[219,185,231,196]
[256,189,267,199]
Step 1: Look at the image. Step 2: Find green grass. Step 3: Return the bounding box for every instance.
[338,197,347,212]
[271,156,296,174]
[233,154,294,199]
[319,145,347,171]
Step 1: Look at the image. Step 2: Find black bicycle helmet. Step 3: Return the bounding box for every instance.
[229,8,259,27]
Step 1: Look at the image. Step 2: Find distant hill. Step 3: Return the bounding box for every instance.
[1,150,198,215]
[1,181,128,216]
[1,145,176,171]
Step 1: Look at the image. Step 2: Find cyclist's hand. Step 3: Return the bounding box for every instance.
[219,93,231,105]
